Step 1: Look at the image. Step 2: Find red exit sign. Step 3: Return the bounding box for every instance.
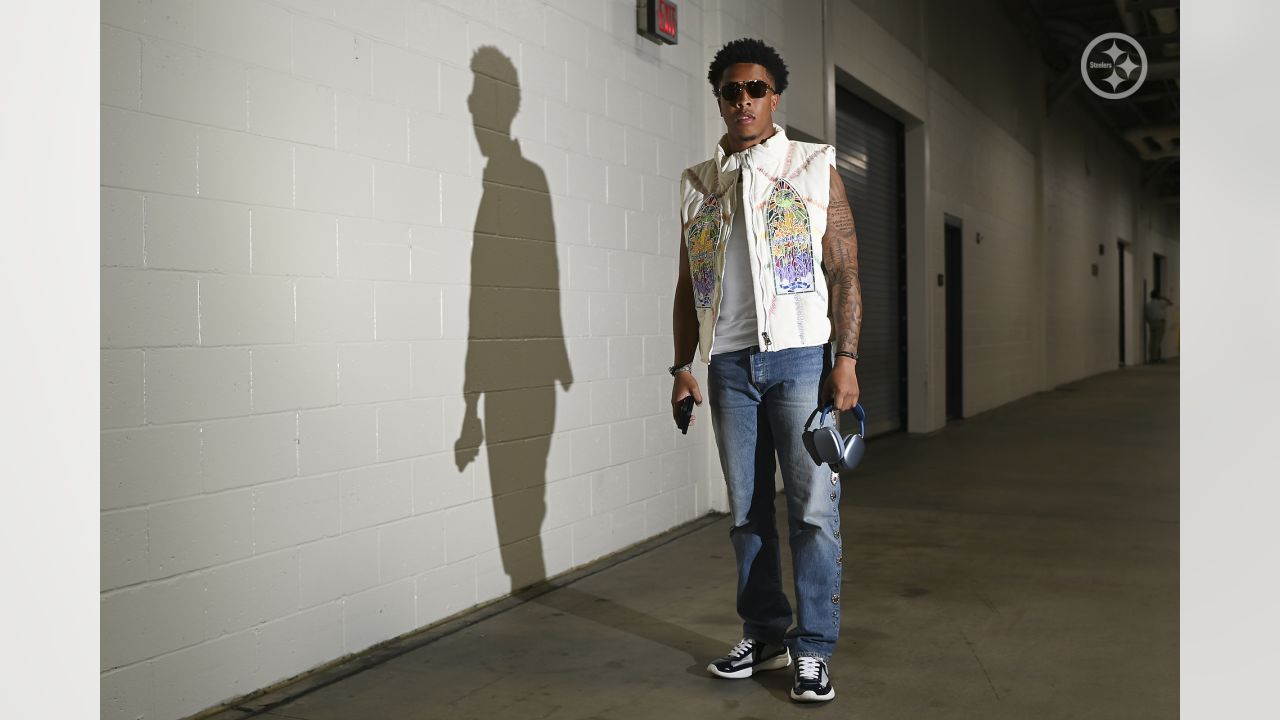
[638,0,678,45]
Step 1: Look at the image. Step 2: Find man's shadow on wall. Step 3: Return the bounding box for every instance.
[446,49,748,690]
[454,47,572,594]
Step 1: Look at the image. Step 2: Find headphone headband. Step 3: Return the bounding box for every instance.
[809,402,866,438]
[850,402,866,437]
[804,405,826,432]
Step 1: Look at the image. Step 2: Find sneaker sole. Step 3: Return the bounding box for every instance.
[707,650,792,679]
[790,687,836,702]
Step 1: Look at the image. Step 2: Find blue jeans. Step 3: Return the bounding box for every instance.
[707,344,842,660]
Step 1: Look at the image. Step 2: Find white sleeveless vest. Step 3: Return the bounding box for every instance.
[679,125,836,363]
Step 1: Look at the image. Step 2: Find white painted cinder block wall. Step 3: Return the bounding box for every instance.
[100,1,791,718]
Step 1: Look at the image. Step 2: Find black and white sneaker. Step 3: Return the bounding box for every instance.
[707,638,792,679]
[790,656,835,702]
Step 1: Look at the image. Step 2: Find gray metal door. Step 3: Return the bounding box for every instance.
[834,88,905,437]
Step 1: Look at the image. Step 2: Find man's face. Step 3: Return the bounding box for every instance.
[717,63,780,146]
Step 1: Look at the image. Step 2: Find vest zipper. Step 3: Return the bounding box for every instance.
[737,147,771,352]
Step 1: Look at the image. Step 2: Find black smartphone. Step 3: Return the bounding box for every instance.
[676,396,695,434]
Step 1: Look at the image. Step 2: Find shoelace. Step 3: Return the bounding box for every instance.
[797,656,823,681]
[729,638,754,657]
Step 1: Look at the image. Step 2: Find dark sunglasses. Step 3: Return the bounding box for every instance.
[715,80,775,101]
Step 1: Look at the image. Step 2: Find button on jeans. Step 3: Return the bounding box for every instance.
[707,344,842,660]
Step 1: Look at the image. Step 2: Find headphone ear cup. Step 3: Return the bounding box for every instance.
[812,427,844,466]
[802,406,828,466]
[839,433,865,472]
[802,428,822,466]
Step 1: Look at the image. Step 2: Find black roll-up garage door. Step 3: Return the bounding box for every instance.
[834,87,905,437]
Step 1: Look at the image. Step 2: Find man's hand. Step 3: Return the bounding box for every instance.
[671,372,704,428]
[820,358,860,411]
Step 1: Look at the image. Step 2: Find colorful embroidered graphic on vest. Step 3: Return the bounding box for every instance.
[687,195,722,308]
[765,179,816,295]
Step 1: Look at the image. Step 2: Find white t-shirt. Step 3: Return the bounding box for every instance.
[711,177,759,355]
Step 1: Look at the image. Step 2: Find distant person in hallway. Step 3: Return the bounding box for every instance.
[670,38,863,703]
[1145,289,1174,363]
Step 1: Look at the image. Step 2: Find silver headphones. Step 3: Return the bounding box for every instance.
[803,403,867,472]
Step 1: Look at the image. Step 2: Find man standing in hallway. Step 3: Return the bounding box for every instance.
[669,38,863,703]
[1145,289,1174,363]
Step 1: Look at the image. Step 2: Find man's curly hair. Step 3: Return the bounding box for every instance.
[707,38,789,94]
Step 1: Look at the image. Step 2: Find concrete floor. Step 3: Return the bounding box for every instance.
[208,361,1178,720]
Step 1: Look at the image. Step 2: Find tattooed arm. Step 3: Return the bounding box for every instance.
[819,165,862,411]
